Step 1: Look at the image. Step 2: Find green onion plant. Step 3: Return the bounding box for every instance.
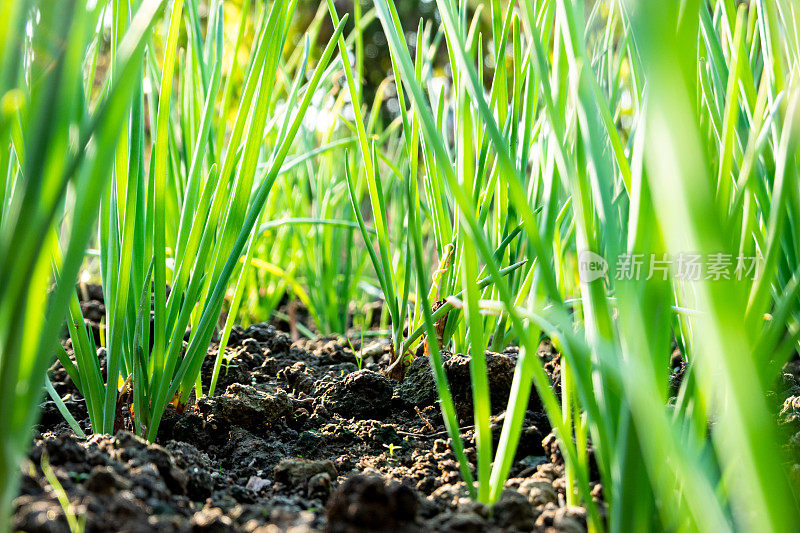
[0,0,162,529]
[60,0,347,441]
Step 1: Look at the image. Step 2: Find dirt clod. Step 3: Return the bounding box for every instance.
[308,472,333,500]
[326,474,418,532]
[396,351,538,421]
[321,370,394,419]
[211,384,293,433]
[274,458,338,489]
[535,505,587,533]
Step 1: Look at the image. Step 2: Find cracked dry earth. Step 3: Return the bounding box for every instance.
[14,293,800,532]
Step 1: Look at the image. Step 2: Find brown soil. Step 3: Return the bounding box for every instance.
[18,290,799,532]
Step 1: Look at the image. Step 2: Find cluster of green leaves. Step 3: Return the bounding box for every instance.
[211,3,403,342]
[332,0,800,530]
[58,0,347,439]
[329,0,528,380]
[0,1,163,529]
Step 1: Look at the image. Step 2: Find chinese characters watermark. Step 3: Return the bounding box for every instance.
[578,251,761,283]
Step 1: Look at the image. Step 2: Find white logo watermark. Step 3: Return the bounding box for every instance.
[578,250,608,282]
[577,251,761,283]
